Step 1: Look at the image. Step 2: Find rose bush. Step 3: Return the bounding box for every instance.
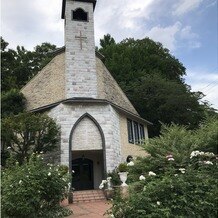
[1,154,72,218]
[109,117,218,217]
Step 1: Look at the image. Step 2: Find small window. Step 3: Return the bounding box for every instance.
[72,8,88,21]
[127,119,145,145]
[127,119,134,143]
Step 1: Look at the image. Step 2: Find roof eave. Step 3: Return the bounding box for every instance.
[29,98,152,125]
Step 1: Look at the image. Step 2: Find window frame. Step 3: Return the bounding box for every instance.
[127,119,145,145]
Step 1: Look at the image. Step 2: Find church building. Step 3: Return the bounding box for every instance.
[21,0,151,190]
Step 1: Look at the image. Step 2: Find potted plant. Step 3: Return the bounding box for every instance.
[118,163,128,186]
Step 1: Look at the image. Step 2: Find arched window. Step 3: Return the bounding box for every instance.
[72,8,88,21]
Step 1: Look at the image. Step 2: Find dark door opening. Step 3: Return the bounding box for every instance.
[72,158,94,190]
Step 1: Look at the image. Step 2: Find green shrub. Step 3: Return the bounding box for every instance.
[107,169,120,186]
[110,152,218,218]
[118,163,128,172]
[193,116,218,154]
[1,154,71,218]
[109,118,218,217]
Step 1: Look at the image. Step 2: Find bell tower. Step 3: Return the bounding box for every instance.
[62,0,97,99]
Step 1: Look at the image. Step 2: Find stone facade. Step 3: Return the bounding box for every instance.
[65,1,97,99]
[72,116,102,150]
[48,102,122,172]
[21,53,65,110]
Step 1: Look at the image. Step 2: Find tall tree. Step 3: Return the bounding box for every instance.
[100,34,116,49]
[1,38,57,92]
[99,36,217,136]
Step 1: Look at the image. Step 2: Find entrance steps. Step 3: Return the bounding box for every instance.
[73,190,106,203]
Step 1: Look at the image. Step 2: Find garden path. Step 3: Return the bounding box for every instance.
[62,199,111,218]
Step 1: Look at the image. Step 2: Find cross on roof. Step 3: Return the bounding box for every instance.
[75,31,87,49]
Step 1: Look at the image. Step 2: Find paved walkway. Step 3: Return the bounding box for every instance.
[61,200,111,218]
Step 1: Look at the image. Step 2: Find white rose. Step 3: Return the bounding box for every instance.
[139,175,146,181]
[204,161,213,165]
[179,168,185,173]
[127,161,134,166]
[157,201,161,205]
[148,171,156,176]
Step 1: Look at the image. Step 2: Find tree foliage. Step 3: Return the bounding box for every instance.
[1,37,57,92]
[99,35,217,136]
[1,89,26,118]
[1,113,60,165]
[99,36,186,84]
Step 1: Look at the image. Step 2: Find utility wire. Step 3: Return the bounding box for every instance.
[200,79,218,92]
[203,83,218,96]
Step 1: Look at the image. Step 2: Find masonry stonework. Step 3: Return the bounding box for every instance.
[48,103,122,172]
[65,1,97,99]
[72,117,102,150]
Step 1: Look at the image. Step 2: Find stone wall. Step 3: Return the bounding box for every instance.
[119,113,148,161]
[21,53,65,110]
[48,102,122,172]
[72,117,102,150]
[65,1,97,98]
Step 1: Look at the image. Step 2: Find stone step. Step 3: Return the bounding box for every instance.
[73,190,106,203]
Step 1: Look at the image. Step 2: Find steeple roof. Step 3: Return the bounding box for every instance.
[62,0,97,19]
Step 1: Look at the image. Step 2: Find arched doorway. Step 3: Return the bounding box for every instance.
[69,113,106,190]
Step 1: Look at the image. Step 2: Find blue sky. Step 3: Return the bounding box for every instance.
[1,0,218,109]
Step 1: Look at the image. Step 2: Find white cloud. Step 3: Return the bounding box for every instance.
[1,0,202,53]
[185,69,218,109]
[144,22,201,52]
[173,0,203,16]
[180,26,201,49]
[180,26,198,40]
[145,22,182,51]
[94,0,201,52]
[94,0,155,45]
[1,0,64,50]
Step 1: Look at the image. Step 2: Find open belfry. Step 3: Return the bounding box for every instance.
[21,0,151,190]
